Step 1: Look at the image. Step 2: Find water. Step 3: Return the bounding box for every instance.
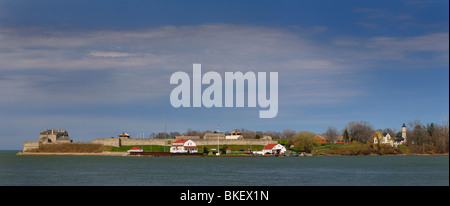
[0,151,448,186]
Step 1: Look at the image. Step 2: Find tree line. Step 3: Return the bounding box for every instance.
[149,128,296,140]
[148,119,449,154]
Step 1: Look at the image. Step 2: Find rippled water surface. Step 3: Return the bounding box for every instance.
[0,151,448,186]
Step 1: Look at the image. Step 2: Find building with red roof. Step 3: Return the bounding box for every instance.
[170,139,198,153]
[128,146,143,152]
[315,135,328,144]
[262,143,286,154]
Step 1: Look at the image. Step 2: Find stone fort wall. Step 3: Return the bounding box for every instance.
[91,138,277,147]
[23,137,277,152]
[23,141,41,152]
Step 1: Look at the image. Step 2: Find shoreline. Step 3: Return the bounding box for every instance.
[16,151,449,157]
[16,151,128,156]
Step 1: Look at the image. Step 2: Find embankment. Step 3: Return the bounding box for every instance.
[17,151,128,156]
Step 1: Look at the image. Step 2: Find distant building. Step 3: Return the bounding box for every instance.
[226,147,232,154]
[118,132,130,139]
[170,139,198,153]
[262,136,272,140]
[374,133,395,147]
[374,124,406,147]
[128,146,143,152]
[225,130,243,139]
[262,143,286,154]
[317,134,346,144]
[315,135,328,144]
[23,128,73,152]
[39,129,73,143]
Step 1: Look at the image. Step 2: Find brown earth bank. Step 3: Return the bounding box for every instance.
[25,143,113,153]
[16,151,128,156]
[312,142,449,156]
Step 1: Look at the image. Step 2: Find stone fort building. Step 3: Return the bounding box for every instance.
[23,129,73,152]
[39,129,73,143]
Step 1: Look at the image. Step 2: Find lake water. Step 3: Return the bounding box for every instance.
[0,151,448,186]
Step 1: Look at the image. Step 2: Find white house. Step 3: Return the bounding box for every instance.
[374,133,400,147]
[170,139,198,153]
[262,144,286,154]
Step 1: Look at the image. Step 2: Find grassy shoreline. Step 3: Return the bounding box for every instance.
[19,142,449,156]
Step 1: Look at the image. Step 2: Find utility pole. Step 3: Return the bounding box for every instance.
[164,119,167,152]
[217,123,220,155]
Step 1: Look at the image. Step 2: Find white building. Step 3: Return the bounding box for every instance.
[128,146,143,152]
[225,130,243,139]
[401,123,407,144]
[170,139,198,153]
[262,144,286,154]
[374,133,395,146]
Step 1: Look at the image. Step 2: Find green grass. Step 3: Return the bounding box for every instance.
[199,145,264,153]
[274,139,288,144]
[112,145,168,152]
[312,143,350,150]
[111,144,266,154]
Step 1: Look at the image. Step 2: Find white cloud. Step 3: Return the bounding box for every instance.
[331,32,449,64]
[368,32,449,52]
[0,24,447,106]
[89,51,135,57]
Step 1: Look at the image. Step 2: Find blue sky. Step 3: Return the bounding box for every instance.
[0,0,448,149]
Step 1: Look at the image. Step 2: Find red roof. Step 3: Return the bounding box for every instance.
[315,135,327,143]
[263,144,278,150]
[171,139,197,149]
[130,147,142,150]
[173,139,189,144]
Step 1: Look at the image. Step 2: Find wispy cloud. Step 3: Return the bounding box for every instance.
[0,24,447,107]
[89,51,135,57]
[0,24,359,104]
[332,32,449,64]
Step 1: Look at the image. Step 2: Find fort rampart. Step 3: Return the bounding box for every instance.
[90,138,276,147]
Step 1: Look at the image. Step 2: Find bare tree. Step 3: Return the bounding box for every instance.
[346,120,374,143]
[183,128,205,138]
[439,118,450,153]
[263,130,281,139]
[169,131,180,138]
[240,128,256,139]
[325,126,339,148]
[382,127,397,137]
[408,120,429,146]
[281,129,296,139]
[153,132,168,139]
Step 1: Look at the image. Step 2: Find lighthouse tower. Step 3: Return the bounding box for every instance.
[401,123,407,144]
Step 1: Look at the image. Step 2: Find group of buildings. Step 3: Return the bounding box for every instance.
[24,124,407,154]
[174,130,272,140]
[313,124,408,148]
[167,130,283,154]
[128,138,287,155]
[373,123,407,147]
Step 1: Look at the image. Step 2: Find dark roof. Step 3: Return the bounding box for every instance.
[394,137,404,142]
[57,136,72,140]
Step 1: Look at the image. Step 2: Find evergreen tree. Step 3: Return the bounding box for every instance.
[343,128,350,143]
